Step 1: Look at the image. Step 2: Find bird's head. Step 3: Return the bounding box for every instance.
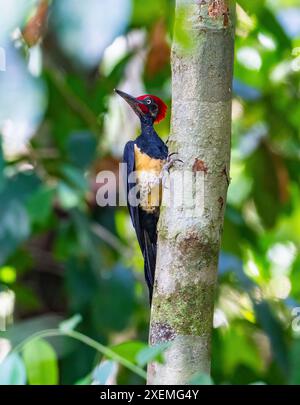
[115,89,167,124]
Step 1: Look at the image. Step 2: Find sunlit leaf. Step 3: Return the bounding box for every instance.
[222,325,264,375]
[22,338,59,385]
[131,0,171,27]
[111,341,147,364]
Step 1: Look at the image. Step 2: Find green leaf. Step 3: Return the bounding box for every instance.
[0,314,62,346]
[67,131,97,169]
[237,0,266,14]
[12,284,41,312]
[0,140,5,192]
[70,209,102,273]
[0,201,30,265]
[105,51,134,81]
[22,338,59,385]
[0,353,26,385]
[257,7,291,52]
[57,181,81,209]
[246,143,281,228]
[60,164,88,193]
[92,266,135,331]
[92,360,117,384]
[59,314,82,332]
[26,186,55,226]
[237,2,291,51]
[0,172,41,203]
[289,338,300,384]
[0,171,41,264]
[254,301,289,374]
[0,266,17,284]
[111,341,147,364]
[136,342,170,367]
[75,374,92,385]
[173,5,193,51]
[131,0,170,27]
[189,373,214,385]
[221,325,264,375]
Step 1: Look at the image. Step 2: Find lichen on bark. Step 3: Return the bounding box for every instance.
[151,282,215,336]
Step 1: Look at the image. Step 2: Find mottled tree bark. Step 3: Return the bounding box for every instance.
[147,0,235,385]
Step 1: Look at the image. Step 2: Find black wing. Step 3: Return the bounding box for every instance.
[122,141,156,302]
[123,141,144,251]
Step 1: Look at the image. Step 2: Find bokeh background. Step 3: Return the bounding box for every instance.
[0,0,300,385]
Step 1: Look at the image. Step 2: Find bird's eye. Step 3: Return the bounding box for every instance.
[146,99,151,105]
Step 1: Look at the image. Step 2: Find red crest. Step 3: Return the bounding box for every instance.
[136,95,167,123]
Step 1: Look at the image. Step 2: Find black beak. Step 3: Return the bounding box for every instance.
[114,89,144,117]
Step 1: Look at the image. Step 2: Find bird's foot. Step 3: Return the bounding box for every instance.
[160,153,183,187]
[163,152,183,173]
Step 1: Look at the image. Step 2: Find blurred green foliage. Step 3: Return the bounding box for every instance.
[0,0,300,385]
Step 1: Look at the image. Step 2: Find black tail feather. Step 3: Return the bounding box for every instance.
[143,231,157,304]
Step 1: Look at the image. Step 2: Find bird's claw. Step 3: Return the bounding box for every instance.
[165,152,184,171]
[160,152,184,188]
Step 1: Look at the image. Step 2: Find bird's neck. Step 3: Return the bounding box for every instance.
[140,116,156,138]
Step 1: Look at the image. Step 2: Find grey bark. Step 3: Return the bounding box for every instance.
[147,0,236,385]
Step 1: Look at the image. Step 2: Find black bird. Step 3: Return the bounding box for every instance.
[115,89,169,303]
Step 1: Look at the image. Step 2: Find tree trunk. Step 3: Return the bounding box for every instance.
[147,0,236,385]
